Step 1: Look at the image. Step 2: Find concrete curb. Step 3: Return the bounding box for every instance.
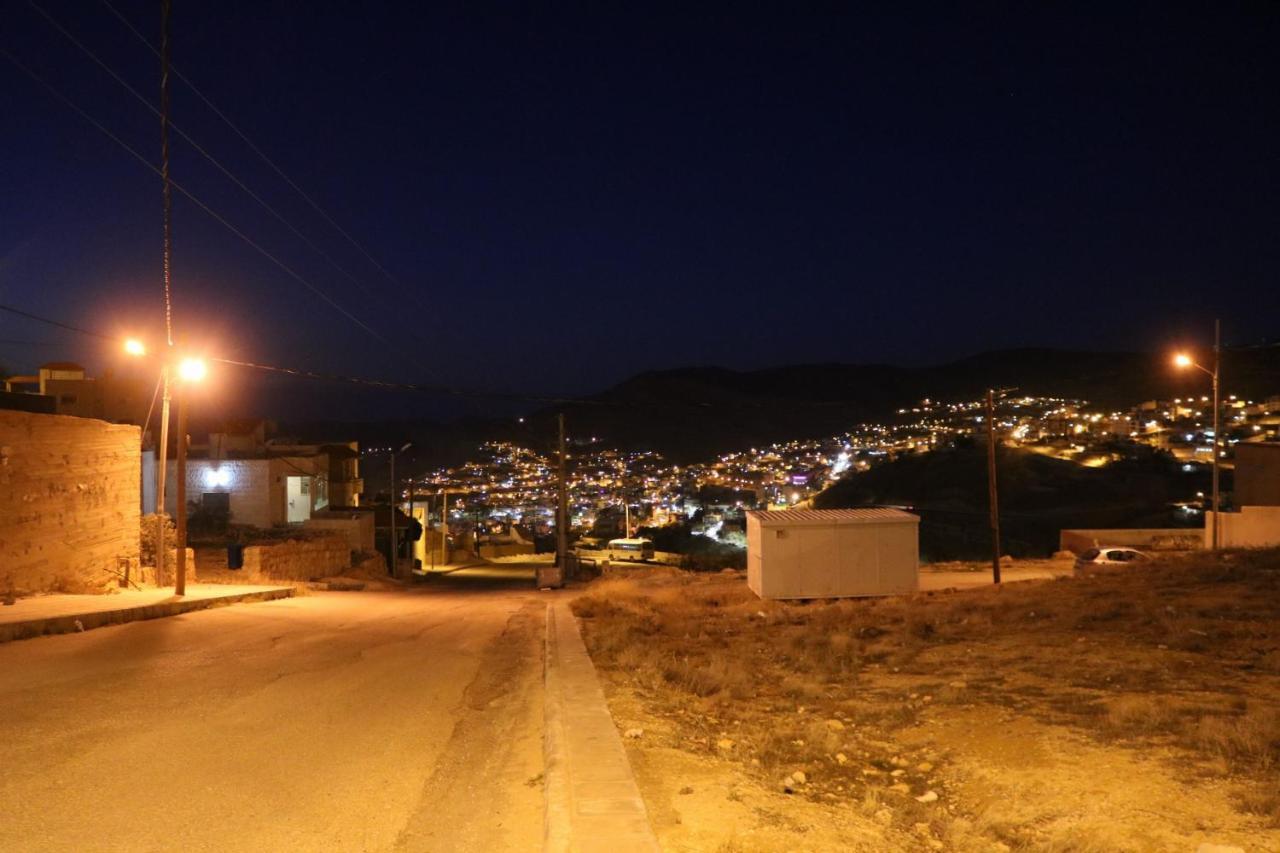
[543,600,660,853]
[0,587,296,644]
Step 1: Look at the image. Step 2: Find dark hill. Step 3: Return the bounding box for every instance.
[814,443,1211,559]
[528,346,1280,461]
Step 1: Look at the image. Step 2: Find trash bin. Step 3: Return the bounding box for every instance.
[227,543,245,570]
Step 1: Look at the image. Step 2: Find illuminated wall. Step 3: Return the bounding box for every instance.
[0,410,141,594]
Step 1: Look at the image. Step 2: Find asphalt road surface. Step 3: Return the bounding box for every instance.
[0,568,546,852]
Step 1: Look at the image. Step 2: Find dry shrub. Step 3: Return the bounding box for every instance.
[1103,695,1182,737]
[779,674,827,703]
[662,655,752,699]
[1236,785,1280,828]
[1193,704,1280,772]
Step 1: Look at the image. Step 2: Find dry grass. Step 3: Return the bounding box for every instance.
[573,549,1280,846]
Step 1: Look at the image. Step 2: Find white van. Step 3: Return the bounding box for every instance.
[604,537,655,562]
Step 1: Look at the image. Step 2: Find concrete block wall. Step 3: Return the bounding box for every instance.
[0,410,141,595]
[1205,507,1280,548]
[1059,528,1203,554]
[147,458,273,528]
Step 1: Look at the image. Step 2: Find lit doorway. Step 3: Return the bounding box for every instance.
[286,476,312,524]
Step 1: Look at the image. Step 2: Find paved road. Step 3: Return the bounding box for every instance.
[0,567,547,853]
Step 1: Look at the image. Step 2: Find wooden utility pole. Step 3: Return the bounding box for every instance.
[155,0,175,588]
[557,413,569,574]
[986,389,1001,584]
[174,383,188,595]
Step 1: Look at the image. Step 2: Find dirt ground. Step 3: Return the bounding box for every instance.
[572,551,1280,852]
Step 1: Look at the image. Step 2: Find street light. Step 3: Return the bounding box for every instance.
[1173,319,1222,550]
[124,338,147,357]
[177,357,207,382]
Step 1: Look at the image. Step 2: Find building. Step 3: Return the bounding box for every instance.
[745,508,919,600]
[3,361,152,425]
[1207,441,1280,548]
[1233,442,1280,507]
[142,420,364,528]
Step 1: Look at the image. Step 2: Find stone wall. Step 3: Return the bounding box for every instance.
[0,410,141,595]
[243,535,350,582]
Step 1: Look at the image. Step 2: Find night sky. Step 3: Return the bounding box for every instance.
[2,2,1277,419]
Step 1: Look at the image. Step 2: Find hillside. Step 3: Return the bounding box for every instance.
[284,345,1280,467]
[814,443,1211,559]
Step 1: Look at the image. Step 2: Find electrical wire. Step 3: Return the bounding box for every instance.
[25,2,410,337]
[98,0,406,291]
[0,301,112,340]
[1,48,403,353]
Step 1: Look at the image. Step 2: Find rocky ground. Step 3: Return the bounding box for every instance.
[572,551,1280,852]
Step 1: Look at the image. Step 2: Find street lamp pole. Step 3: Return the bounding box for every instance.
[174,376,188,595]
[155,362,171,585]
[388,442,411,577]
[1174,320,1222,550]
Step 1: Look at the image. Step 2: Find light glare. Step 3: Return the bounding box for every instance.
[124,338,146,357]
[178,357,207,382]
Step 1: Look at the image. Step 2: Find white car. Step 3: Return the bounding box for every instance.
[1074,546,1149,572]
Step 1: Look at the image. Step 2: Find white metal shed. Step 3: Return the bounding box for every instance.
[746,508,920,599]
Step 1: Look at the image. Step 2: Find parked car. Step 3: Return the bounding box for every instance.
[1074,546,1149,572]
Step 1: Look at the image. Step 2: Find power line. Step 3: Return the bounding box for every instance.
[0,301,112,340]
[98,0,407,291]
[2,47,403,353]
[27,1,405,330]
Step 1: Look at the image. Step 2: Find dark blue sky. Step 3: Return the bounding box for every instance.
[1,2,1277,416]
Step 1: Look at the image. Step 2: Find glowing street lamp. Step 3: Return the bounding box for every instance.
[126,340,210,595]
[1173,319,1222,550]
[177,357,207,382]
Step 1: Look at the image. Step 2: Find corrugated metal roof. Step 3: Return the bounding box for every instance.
[746,508,918,525]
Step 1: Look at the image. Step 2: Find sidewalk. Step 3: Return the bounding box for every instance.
[543,600,660,853]
[0,584,295,643]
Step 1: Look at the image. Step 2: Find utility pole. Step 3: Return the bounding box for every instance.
[557,413,569,574]
[388,449,396,576]
[428,493,436,573]
[440,490,449,565]
[174,381,188,595]
[155,0,175,588]
[986,389,1001,584]
[1211,318,1221,550]
[623,499,631,539]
